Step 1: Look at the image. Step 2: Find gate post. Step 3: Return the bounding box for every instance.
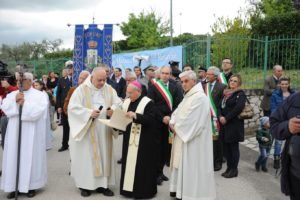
[206,34,211,68]
[263,36,269,80]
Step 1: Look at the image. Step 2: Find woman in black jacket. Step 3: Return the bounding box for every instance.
[219,74,246,178]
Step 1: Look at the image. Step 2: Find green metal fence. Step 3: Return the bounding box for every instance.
[183,35,300,89]
[5,58,71,78]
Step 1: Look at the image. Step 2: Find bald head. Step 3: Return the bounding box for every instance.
[91,67,107,89]
[78,70,90,85]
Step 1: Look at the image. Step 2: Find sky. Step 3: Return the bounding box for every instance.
[0,0,249,49]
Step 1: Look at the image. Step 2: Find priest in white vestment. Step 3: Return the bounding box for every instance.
[68,67,122,197]
[169,70,216,200]
[1,72,48,199]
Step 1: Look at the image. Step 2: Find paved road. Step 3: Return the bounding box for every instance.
[0,126,289,200]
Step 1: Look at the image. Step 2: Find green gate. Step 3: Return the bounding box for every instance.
[183,35,300,89]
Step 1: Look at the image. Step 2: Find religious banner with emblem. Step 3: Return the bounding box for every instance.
[73,24,113,86]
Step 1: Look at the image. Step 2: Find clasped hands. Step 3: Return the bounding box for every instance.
[16,92,25,105]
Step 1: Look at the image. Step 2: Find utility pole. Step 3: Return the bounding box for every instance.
[170,0,173,46]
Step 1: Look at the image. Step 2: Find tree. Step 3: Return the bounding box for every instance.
[0,39,64,62]
[210,13,251,69]
[120,11,169,49]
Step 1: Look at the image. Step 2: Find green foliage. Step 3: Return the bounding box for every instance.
[251,12,300,35]
[0,39,63,62]
[44,49,73,59]
[120,11,169,49]
[210,14,251,70]
[259,0,295,17]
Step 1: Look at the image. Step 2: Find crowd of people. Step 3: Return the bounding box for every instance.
[0,58,299,200]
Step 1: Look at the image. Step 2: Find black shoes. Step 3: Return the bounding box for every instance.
[157,173,168,185]
[117,158,123,164]
[221,168,230,177]
[170,192,176,197]
[27,190,36,198]
[255,162,260,172]
[160,174,169,181]
[58,146,68,152]
[7,192,17,199]
[96,187,114,196]
[80,188,91,197]
[261,166,268,172]
[214,164,222,171]
[7,190,35,199]
[223,169,238,178]
[157,176,163,185]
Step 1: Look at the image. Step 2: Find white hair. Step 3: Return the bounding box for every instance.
[160,66,172,73]
[207,66,220,77]
[125,72,137,79]
[273,65,282,71]
[80,70,90,76]
[23,72,33,81]
[179,70,197,81]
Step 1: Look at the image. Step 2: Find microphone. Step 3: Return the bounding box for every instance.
[92,105,103,121]
[106,107,111,119]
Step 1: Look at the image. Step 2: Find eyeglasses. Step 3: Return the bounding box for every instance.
[222,62,231,64]
[229,79,238,83]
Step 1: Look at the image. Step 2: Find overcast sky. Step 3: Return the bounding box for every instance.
[0,0,249,49]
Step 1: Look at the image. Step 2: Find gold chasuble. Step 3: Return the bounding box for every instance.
[121,97,151,192]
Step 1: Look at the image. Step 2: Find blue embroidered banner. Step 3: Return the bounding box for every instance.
[73,24,113,85]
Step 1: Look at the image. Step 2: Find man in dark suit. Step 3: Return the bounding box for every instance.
[56,60,73,152]
[260,65,283,116]
[147,66,183,185]
[110,67,126,99]
[205,66,227,171]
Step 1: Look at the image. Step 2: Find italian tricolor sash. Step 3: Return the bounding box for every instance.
[150,79,173,111]
[218,72,228,85]
[205,84,220,136]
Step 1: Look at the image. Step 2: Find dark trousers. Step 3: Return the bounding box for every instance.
[224,142,240,170]
[213,138,223,167]
[289,173,300,200]
[61,113,70,148]
[263,110,271,117]
[157,126,171,176]
[1,116,8,149]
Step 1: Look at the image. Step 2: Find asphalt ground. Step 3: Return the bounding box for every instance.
[0,126,290,200]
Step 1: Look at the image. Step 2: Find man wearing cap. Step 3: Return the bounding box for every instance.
[140,65,155,90]
[56,60,73,152]
[197,66,207,84]
[120,81,158,199]
[169,60,180,72]
[148,66,183,185]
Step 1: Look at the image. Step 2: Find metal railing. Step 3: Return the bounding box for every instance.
[183,35,300,89]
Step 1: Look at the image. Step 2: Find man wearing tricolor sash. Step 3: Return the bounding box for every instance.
[205,66,227,171]
[68,68,122,197]
[218,58,233,85]
[148,66,183,185]
[169,70,216,200]
[120,81,158,199]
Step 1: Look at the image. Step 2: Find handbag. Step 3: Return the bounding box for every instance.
[51,121,58,131]
[238,98,254,119]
